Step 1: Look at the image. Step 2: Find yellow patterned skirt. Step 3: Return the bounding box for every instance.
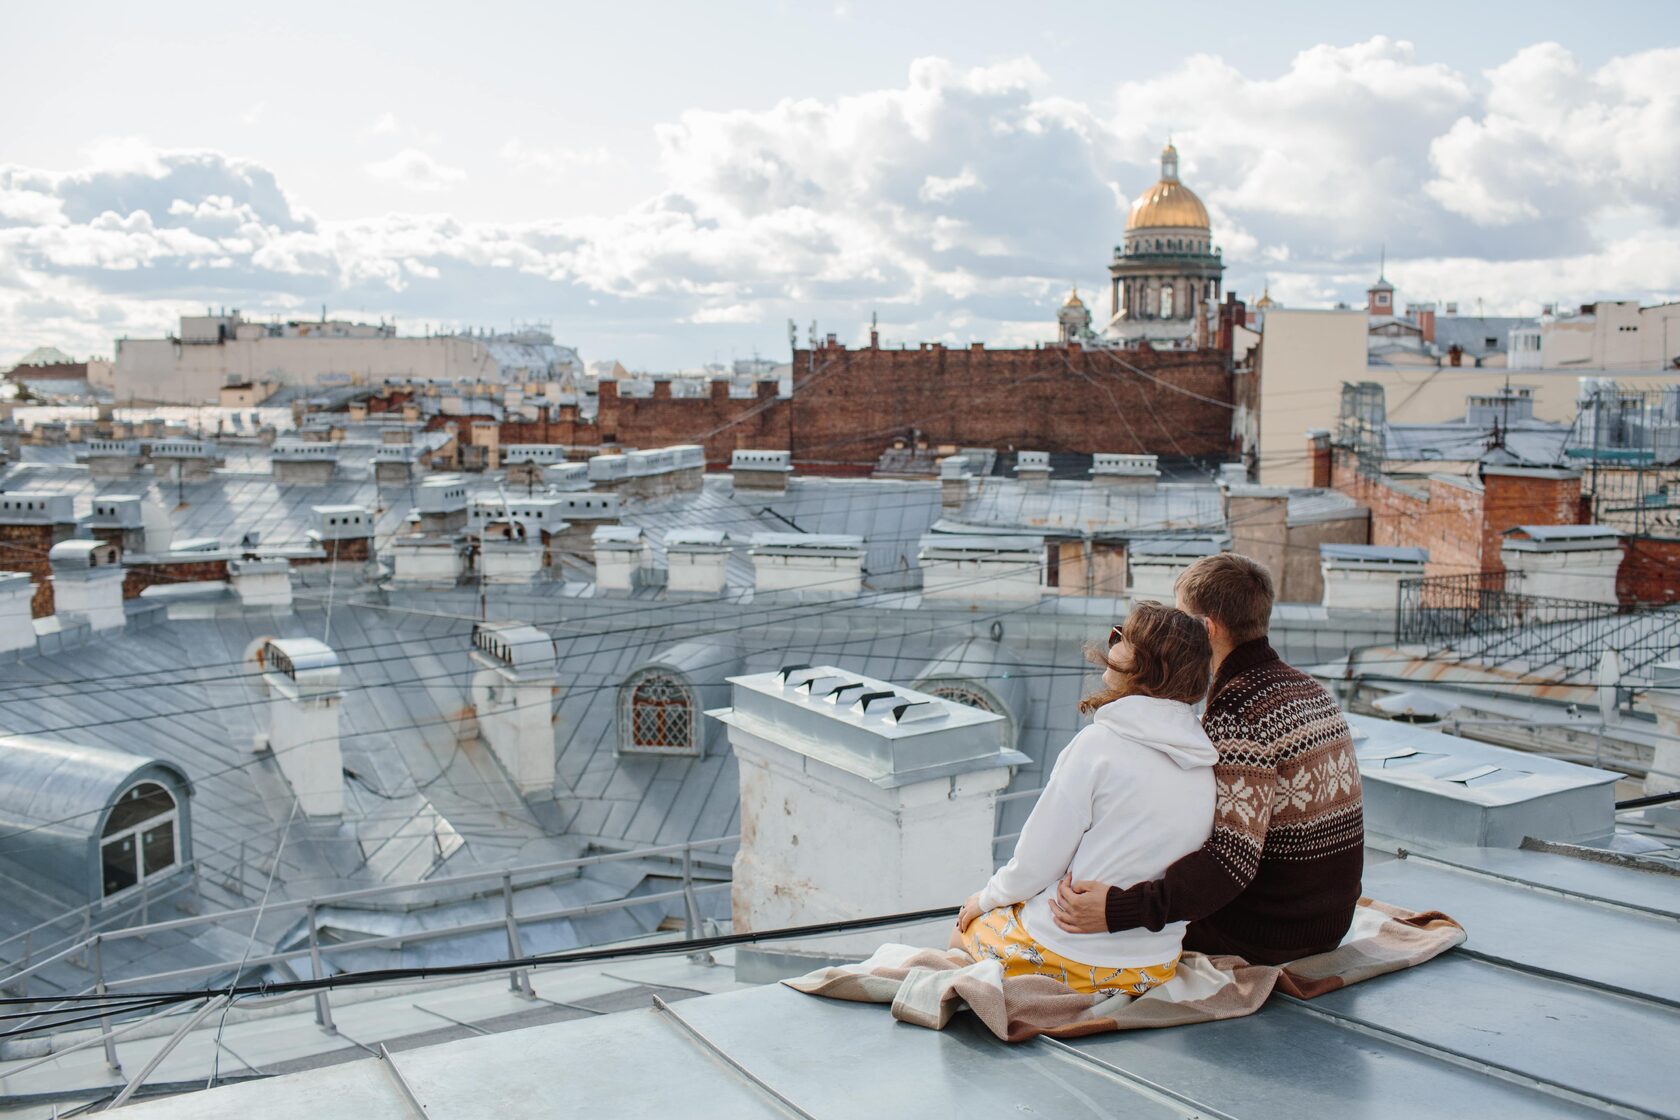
[961,904,1179,996]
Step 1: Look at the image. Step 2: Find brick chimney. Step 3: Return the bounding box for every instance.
[1307,429,1333,488]
[664,529,731,594]
[592,525,651,593]
[713,665,1025,975]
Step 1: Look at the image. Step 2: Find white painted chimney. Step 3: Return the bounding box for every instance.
[918,534,1044,603]
[731,449,793,493]
[593,525,650,593]
[1320,544,1428,610]
[938,455,972,509]
[713,665,1024,968]
[256,637,343,817]
[1500,526,1624,605]
[48,539,125,632]
[228,558,293,609]
[478,523,545,584]
[749,533,864,596]
[0,572,35,655]
[469,622,557,797]
[1013,450,1050,489]
[665,528,731,594]
[1645,662,1680,801]
[1090,453,1160,490]
[1127,537,1225,599]
[389,536,468,584]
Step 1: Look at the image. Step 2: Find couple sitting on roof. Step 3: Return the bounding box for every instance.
[956,553,1366,994]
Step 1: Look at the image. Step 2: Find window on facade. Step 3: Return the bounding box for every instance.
[101,781,179,897]
[626,674,694,752]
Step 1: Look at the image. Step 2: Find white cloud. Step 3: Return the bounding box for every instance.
[364,149,465,192]
[1,43,1678,369]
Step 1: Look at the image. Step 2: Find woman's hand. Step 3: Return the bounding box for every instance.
[956,893,983,933]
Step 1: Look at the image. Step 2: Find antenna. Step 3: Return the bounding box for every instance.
[1378,244,1386,280]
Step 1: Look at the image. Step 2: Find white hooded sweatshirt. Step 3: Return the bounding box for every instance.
[976,694,1218,968]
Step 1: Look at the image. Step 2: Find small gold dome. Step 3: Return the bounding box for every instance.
[1063,285,1085,309]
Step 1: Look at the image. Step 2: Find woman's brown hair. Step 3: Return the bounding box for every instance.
[1078,600,1212,713]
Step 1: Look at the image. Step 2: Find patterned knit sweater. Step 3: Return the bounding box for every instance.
[1103,637,1365,962]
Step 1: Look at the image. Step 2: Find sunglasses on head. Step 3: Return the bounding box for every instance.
[1108,624,1124,648]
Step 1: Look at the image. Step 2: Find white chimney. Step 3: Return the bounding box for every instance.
[749,533,864,596]
[0,572,35,655]
[665,529,731,594]
[1645,663,1680,801]
[1090,453,1160,490]
[713,665,1024,972]
[1013,450,1051,489]
[228,558,293,609]
[668,444,706,491]
[270,438,339,486]
[48,539,126,631]
[918,534,1044,603]
[389,536,468,585]
[1128,538,1225,599]
[1320,544,1428,610]
[1500,526,1624,605]
[587,453,630,491]
[478,524,545,584]
[593,525,650,593]
[938,455,972,509]
[256,638,343,817]
[731,449,793,493]
[469,622,557,797]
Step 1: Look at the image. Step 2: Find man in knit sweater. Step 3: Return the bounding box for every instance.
[1051,554,1365,965]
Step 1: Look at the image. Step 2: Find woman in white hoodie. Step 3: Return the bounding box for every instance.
[956,602,1217,995]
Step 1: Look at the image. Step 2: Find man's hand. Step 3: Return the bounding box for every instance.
[956,892,983,933]
[1050,874,1109,934]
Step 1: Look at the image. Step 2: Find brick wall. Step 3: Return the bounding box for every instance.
[396,342,1237,474]
[1478,469,1584,576]
[0,522,70,618]
[1329,451,1587,577]
[123,558,231,598]
[1618,536,1680,605]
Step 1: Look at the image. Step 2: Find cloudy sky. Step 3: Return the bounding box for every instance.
[3,0,1677,369]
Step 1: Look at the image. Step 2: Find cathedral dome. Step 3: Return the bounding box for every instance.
[1125,143,1210,232]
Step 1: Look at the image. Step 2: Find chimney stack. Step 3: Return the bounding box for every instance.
[592,525,651,593]
[0,572,35,655]
[469,623,558,797]
[48,540,125,632]
[918,535,1045,603]
[256,638,344,816]
[664,529,731,594]
[713,665,1024,977]
[938,455,973,509]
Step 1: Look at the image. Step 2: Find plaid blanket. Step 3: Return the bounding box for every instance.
[783,898,1463,1043]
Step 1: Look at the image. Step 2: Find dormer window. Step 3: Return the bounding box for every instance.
[925,684,996,713]
[620,671,697,755]
[101,781,180,896]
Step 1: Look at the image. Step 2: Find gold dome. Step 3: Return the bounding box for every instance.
[1062,285,1085,309]
[1124,142,1210,232]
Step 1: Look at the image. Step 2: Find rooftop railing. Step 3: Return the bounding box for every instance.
[1395,572,1680,710]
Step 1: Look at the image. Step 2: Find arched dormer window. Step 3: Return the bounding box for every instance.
[620,671,697,755]
[925,684,997,714]
[101,781,180,896]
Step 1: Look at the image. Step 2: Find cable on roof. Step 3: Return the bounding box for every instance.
[0,904,964,1033]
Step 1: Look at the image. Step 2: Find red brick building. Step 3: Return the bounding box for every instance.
[433,336,1247,474]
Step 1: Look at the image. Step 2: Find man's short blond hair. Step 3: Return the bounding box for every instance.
[1174,553,1274,643]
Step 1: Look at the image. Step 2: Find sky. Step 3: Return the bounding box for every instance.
[2,0,1678,369]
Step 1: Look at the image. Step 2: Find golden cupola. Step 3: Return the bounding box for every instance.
[1125,143,1210,232]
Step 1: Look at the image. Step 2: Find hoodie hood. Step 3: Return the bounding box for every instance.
[1093,695,1218,770]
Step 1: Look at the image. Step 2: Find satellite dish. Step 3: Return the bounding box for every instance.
[1598,650,1622,726]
